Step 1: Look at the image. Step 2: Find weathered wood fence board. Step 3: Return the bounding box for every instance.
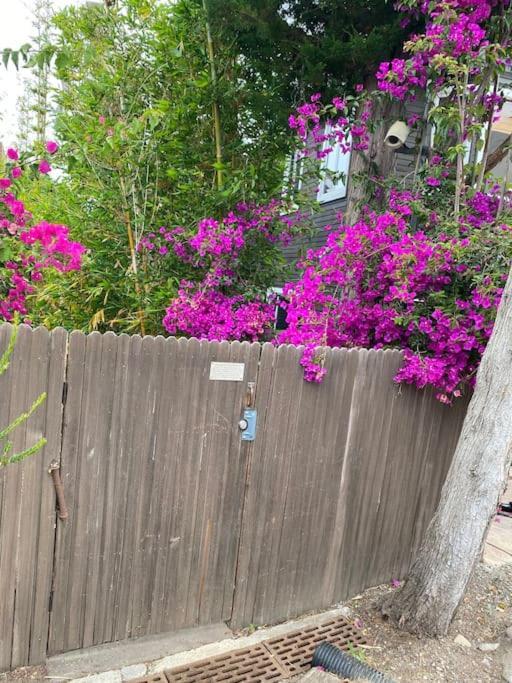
[0,324,469,670]
[0,324,67,670]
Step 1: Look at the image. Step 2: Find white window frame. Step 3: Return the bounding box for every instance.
[282,151,303,202]
[317,124,351,204]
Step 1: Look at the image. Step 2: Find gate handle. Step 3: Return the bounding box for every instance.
[48,460,69,520]
[245,382,256,408]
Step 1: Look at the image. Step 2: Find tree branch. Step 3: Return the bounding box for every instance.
[485,133,512,173]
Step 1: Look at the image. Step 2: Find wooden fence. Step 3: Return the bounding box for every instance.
[0,323,469,670]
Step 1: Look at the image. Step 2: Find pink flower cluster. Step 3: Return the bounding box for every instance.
[140,201,303,341]
[20,222,85,271]
[377,0,498,101]
[277,187,510,400]
[0,144,84,322]
[163,282,272,342]
[288,92,372,160]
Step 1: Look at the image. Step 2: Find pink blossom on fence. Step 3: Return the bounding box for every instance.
[276,185,511,401]
[163,284,273,341]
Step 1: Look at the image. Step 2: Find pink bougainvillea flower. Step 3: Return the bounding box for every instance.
[6,148,19,161]
[391,579,401,588]
[0,175,85,322]
[11,167,22,179]
[426,176,441,187]
[38,160,51,174]
[45,140,59,155]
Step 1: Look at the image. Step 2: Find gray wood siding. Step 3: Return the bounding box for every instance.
[283,95,427,274]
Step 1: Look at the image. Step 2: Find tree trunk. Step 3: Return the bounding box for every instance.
[381,264,512,637]
[485,133,512,174]
[345,88,401,224]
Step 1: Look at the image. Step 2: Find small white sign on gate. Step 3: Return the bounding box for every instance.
[209,362,245,381]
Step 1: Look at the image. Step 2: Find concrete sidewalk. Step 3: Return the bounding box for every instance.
[484,477,512,566]
[47,623,232,681]
[293,672,340,682]
[485,515,512,565]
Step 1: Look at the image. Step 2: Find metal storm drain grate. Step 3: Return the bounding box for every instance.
[145,615,367,682]
[264,616,366,677]
[166,643,286,682]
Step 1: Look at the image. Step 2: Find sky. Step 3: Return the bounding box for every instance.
[0,0,84,146]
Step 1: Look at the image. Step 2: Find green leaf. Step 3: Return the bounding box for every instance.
[2,48,12,69]
[193,76,210,88]
[0,243,14,262]
[55,50,71,71]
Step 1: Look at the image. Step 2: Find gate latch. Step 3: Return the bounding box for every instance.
[239,409,257,441]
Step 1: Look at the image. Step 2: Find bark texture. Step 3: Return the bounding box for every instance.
[381,263,512,637]
[345,93,401,225]
[485,132,512,174]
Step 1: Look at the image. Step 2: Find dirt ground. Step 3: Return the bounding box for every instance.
[2,563,511,682]
[346,561,512,682]
[0,664,46,680]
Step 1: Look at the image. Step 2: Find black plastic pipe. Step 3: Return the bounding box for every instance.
[311,641,395,682]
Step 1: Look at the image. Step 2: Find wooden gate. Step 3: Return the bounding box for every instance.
[229,345,468,627]
[47,332,260,654]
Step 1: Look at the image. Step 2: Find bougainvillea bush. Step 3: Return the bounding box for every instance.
[142,200,305,341]
[277,0,512,401]
[159,0,512,402]
[0,145,85,322]
[278,187,512,401]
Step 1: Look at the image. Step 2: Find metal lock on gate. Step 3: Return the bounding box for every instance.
[239,409,257,441]
[239,381,257,441]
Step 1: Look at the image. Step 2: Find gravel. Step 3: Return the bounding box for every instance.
[0,664,46,680]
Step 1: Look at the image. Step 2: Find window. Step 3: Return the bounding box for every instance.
[317,125,351,203]
[441,80,512,171]
[282,151,303,206]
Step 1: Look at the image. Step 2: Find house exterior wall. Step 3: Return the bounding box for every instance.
[282,95,425,275]
[283,73,511,275]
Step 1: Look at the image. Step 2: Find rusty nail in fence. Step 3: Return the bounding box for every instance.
[48,460,68,520]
